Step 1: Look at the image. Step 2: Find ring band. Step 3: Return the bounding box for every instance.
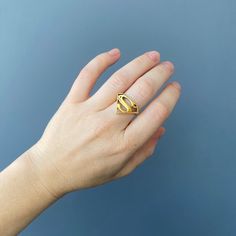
[116,93,139,114]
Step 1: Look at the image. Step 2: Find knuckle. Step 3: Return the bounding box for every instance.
[123,137,131,150]
[123,136,139,153]
[112,138,127,154]
[79,67,92,79]
[113,142,127,156]
[93,118,112,136]
[155,64,166,75]
[109,73,127,91]
[94,53,108,67]
[89,55,106,74]
[122,136,131,150]
[153,101,169,121]
[135,55,148,67]
[138,78,155,99]
[80,53,108,78]
[93,124,107,137]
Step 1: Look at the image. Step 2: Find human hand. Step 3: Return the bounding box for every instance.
[28,48,181,199]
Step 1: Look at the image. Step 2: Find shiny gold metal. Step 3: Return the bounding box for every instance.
[116,93,139,114]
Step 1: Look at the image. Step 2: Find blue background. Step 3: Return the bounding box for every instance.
[1,0,236,235]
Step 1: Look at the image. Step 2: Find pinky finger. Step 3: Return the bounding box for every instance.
[114,127,165,179]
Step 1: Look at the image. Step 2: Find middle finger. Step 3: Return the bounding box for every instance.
[90,51,160,110]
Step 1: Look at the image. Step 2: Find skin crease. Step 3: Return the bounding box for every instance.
[0,48,181,235]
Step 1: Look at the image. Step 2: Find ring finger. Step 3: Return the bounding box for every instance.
[105,61,175,128]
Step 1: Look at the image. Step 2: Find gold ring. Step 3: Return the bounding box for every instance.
[116,93,139,114]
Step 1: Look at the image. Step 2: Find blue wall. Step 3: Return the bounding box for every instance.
[1,0,236,235]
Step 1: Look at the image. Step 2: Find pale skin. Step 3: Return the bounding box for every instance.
[0,48,181,235]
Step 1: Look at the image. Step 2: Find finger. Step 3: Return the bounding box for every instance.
[105,61,174,127]
[90,50,160,109]
[115,127,165,178]
[124,81,181,151]
[152,126,166,139]
[66,48,121,103]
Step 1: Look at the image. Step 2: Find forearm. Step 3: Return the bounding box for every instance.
[0,147,57,236]
[0,49,180,235]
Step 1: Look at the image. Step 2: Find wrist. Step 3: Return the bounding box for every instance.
[24,143,67,201]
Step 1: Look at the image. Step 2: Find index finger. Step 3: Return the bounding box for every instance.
[90,51,160,110]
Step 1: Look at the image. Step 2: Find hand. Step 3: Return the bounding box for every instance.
[28,48,181,199]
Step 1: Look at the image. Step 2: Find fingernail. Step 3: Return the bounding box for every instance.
[172,81,181,90]
[108,48,120,56]
[162,61,174,72]
[145,51,160,62]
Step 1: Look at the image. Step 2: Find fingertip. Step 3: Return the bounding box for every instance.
[107,48,121,57]
[171,81,181,91]
[161,61,175,73]
[145,50,160,62]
